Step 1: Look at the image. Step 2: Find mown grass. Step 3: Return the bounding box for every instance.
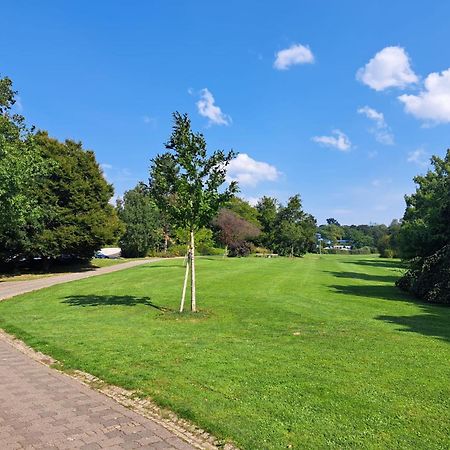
[0,255,448,449]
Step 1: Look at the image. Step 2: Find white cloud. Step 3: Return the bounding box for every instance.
[143,115,156,126]
[371,178,392,188]
[245,196,260,207]
[227,153,280,187]
[358,105,394,145]
[312,129,351,151]
[398,68,450,123]
[196,88,231,126]
[274,43,314,70]
[100,163,113,170]
[358,105,384,123]
[356,46,418,91]
[407,148,429,167]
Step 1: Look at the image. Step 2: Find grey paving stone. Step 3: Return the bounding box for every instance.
[0,338,196,449]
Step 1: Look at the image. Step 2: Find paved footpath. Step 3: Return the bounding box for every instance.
[0,337,195,449]
[0,258,201,449]
[0,259,164,301]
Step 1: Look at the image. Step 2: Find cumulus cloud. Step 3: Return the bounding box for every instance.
[358,105,394,145]
[227,153,280,187]
[274,43,314,70]
[398,68,450,123]
[407,148,429,167]
[312,130,351,151]
[356,46,418,91]
[196,88,231,126]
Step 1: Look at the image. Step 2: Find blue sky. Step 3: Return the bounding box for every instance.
[2,1,450,224]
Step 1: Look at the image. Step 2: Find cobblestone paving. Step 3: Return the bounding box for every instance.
[0,338,196,449]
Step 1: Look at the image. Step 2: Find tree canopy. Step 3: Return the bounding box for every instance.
[149,112,238,311]
[397,149,450,304]
[117,183,159,257]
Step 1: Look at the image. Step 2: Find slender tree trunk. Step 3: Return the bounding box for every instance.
[163,230,169,253]
[190,229,197,312]
[223,244,228,258]
[180,251,190,312]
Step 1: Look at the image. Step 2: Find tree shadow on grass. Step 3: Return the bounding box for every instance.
[62,295,171,311]
[376,305,450,343]
[325,271,399,283]
[342,259,406,270]
[329,284,414,303]
[329,284,450,342]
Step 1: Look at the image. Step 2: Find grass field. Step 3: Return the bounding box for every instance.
[0,255,448,449]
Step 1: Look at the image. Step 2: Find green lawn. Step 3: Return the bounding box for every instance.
[0,255,448,449]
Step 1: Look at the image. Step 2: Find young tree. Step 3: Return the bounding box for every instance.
[149,112,237,312]
[117,183,160,257]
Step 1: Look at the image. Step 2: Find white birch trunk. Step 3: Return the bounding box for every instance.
[180,252,190,313]
[190,230,197,312]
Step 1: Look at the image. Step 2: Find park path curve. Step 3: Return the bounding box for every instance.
[0,258,164,301]
[0,334,197,449]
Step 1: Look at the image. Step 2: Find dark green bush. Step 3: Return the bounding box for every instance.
[228,241,252,257]
[396,245,450,304]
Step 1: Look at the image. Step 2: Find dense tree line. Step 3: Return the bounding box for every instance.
[4,76,447,305]
[0,77,122,269]
[317,219,401,256]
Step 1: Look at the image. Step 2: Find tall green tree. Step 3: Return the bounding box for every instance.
[399,151,450,260]
[148,153,177,253]
[26,132,122,263]
[117,183,160,257]
[0,77,47,264]
[149,112,237,312]
[397,150,450,304]
[273,195,316,256]
[225,197,260,227]
[256,196,278,249]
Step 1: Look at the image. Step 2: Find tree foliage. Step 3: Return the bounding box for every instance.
[117,183,160,257]
[397,150,450,304]
[27,132,122,261]
[149,113,238,231]
[213,208,260,255]
[149,112,238,311]
[0,77,47,259]
[273,195,316,256]
[398,151,450,260]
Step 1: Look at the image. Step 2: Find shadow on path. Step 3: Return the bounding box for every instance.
[62,295,170,311]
